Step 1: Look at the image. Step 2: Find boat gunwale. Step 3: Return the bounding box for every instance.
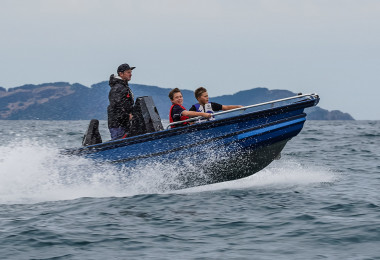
[107,113,307,164]
[167,94,319,128]
[65,98,317,156]
[64,98,317,155]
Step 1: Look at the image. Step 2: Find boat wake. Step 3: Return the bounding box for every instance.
[179,160,339,194]
[0,140,337,204]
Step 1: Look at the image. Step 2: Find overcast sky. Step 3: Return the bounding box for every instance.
[1,0,379,119]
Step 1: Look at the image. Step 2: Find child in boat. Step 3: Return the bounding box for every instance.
[168,88,212,128]
[189,87,243,118]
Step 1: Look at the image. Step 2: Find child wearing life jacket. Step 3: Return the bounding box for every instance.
[169,88,212,128]
[189,87,243,117]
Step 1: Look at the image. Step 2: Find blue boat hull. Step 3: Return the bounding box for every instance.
[65,97,318,188]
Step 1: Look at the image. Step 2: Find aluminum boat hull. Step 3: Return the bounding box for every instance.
[65,96,319,188]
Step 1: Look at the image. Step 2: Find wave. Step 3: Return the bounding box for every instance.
[0,140,336,204]
[179,160,338,194]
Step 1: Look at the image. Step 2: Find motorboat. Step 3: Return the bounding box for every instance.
[65,93,319,188]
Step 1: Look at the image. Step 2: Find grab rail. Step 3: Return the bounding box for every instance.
[166,93,319,129]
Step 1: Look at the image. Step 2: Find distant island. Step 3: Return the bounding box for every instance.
[0,82,354,120]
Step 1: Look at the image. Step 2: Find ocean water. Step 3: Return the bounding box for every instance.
[0,120,379,259]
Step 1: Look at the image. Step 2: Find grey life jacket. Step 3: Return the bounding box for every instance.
[194,103,215,122]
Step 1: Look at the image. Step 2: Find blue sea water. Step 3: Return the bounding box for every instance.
[0,120,379,259]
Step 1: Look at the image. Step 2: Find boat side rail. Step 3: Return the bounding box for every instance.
[166,93,319,129]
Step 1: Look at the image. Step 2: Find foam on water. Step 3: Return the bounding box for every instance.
[180,159,338,194]
[0,140,116,203]
[0,140,337,204]
[0,139,197,204]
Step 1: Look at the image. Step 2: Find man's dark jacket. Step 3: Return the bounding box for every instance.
[107,74,134,129]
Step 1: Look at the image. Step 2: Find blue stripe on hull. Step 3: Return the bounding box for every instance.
[237,117,306,140]
[84,111,302,160]
[96,114,306,166]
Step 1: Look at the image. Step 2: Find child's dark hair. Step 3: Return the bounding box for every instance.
[169,88,181,100]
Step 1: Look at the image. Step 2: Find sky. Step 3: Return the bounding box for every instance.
[0,0,379,119]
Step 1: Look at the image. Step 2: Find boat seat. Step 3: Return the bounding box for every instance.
[130,96,164,136]
[82,119,102,146]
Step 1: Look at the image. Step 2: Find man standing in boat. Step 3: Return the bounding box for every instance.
[168,88,212,128]
[108,63,136,140]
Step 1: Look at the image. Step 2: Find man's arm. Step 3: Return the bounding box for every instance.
[109,85,134,115]
[121,88,134,115]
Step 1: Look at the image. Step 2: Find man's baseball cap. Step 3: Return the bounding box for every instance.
[117,63,135,74]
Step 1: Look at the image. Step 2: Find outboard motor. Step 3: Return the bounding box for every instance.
[130,96,164,136]
[82,119,103,146]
